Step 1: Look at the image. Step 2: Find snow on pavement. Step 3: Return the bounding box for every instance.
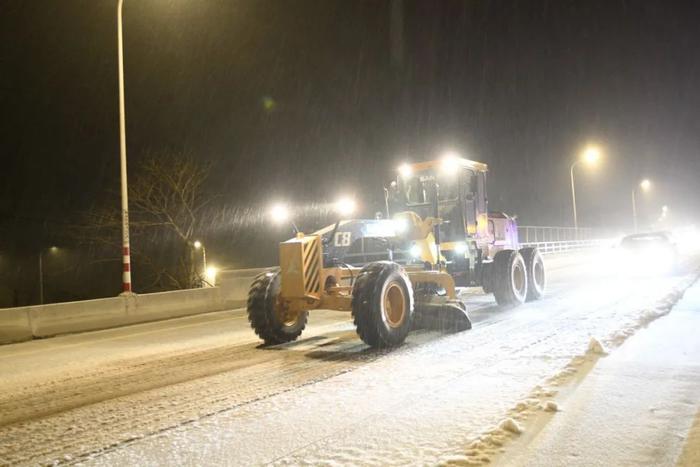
[496,276,700,467]
[77,255,700,466]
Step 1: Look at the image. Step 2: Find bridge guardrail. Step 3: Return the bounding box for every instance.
[520,238,613,254]
[517,225,605,243]
[517,225,615,254]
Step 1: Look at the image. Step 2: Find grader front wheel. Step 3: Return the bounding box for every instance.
[352,261,414,348]
[247,270,308,345]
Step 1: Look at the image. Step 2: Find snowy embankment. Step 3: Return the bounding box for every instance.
[495,277,700,467]
[78,254,700,466]
[441,273,699,466]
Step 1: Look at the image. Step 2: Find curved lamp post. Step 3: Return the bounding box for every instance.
[632,179,651,232]
[193,240,208,286]
[569,145,601,230]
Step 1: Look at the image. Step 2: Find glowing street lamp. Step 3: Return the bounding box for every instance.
[570,145,602,230]
[632,179,652,232]
[582,146,601,164]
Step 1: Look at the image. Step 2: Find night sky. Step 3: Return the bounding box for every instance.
[2,1,700,290]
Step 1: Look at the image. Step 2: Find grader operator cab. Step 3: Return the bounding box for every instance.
[247,156,546,348]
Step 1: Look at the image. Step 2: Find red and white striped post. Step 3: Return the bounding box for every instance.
[117,0,132,293]
[122,237,132,292]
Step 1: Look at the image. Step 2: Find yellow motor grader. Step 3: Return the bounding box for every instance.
[247,156,546,348]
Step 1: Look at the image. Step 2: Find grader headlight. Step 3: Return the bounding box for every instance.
[398,163,413,178]
[409,244,422,258]
[269,203,291,224]
[453,242,468,255]
[393,218,409,235]
[334,197,356,217]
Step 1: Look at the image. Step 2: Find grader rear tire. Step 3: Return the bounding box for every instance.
[352,261,414,348]
[519,247,546,301]
[492,250,528,307]
[247,270,308,345]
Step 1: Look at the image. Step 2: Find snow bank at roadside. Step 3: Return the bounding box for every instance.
[438,271,699,466]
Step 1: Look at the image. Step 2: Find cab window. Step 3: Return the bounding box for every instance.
[404,171,461,205]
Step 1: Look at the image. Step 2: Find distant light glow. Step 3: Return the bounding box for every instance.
[398,163,413,178]
[640,179,651,191]
[261,96,276,111]
[334,197,356,217]
[193,240,202,249]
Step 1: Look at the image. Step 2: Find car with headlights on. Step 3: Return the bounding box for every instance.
[617,231,678,275]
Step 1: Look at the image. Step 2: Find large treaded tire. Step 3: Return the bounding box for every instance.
[481,262,493,294]
[492,250,528,307]
[519,247,546,301]
[352,261,414,348]
[247,269,308,345]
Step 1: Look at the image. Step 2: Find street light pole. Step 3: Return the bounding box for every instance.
[193,241,208,286]
[117,0,132,294]
[200,244,207,276]
[632,179,651,233]
[569,160,580,230]
[568,145,601,232]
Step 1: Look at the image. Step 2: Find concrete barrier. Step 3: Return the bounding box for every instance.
[130,287,235,324]
[218,267,269,303]
[0,268,269,345]
[0,307,32,344]
[29,297,126,338]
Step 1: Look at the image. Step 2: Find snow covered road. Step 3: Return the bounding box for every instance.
[0,251,698,466]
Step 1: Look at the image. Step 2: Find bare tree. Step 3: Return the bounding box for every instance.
[75,153,213,292]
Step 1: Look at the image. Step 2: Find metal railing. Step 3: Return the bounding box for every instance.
[519,238,610,254]
[518,225,598,243]
[517,226,614,254]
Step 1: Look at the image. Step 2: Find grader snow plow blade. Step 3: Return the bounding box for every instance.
[413,300,472,332]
